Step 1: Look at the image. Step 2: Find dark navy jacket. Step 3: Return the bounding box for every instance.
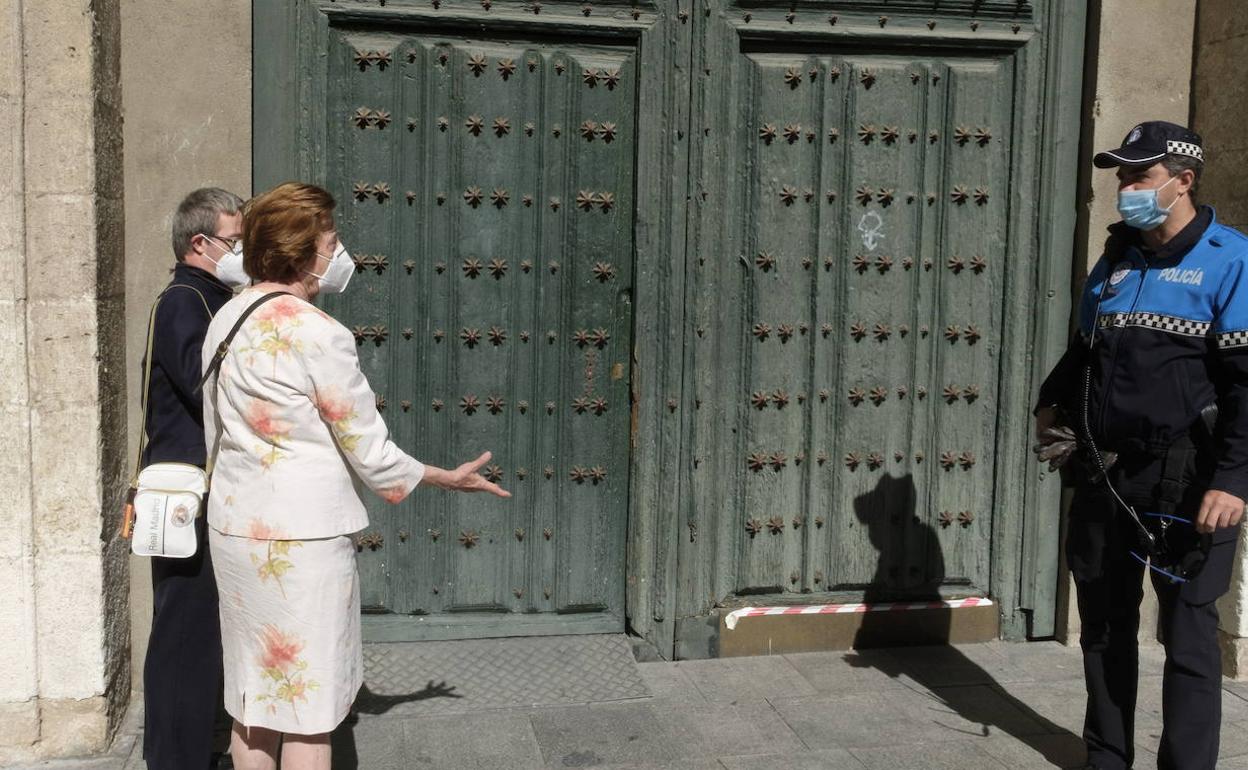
[1037,207,1248,500]
[140,263,234,468]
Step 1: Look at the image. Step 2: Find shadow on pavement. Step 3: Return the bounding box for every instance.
[847,473,1086,768]
[331,681,462,769]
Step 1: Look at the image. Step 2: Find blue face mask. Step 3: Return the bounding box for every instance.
[1117,175,1178,231]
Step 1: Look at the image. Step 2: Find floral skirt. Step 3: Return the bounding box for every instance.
[210,527,362,735]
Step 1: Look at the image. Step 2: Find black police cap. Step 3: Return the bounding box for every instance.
[1093,120,1204,168]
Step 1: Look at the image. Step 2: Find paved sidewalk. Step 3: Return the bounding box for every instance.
[10,640,1248,769]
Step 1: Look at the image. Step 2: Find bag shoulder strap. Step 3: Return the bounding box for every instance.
[195,291,292,393]
[131,283,216,484]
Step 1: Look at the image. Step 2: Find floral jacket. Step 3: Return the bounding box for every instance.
[202,288,425,539]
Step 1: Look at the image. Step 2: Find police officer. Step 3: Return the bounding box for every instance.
[1035,121,1248,770]
[141,188,250,770]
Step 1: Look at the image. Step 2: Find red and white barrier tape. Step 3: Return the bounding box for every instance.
[723,597,994,630]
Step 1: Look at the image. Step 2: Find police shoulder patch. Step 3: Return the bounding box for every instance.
[1109,262,1131,286]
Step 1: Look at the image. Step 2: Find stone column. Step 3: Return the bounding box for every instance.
[0,0,129,761]
[1191,0,1248,678]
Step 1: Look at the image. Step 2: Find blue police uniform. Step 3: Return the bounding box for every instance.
[141,262,233,770]
[1038,206,1248,770]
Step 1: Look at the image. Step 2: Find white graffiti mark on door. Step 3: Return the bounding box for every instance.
[858,211,885,252]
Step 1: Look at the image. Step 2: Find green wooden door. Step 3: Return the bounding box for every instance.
[255,0,1084,650]
[255,1,689,641]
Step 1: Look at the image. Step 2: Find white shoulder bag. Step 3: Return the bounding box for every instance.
[123,289,289,557]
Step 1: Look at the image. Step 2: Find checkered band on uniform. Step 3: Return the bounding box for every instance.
[1098,311,1211,337]
[1217,329,1248,349]
[1167,140,1204,162]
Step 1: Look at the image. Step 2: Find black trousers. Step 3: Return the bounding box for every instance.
[142,517,224,770]
[1068,485,1239,770]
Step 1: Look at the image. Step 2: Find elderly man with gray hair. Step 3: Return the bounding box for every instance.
[140,187,248,770]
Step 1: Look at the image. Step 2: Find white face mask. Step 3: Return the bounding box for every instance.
[203,235,251,288]
[306,243,354,294]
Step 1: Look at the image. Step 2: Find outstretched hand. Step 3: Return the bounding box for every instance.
[1195,489,1244,534]
[422,451,512,498]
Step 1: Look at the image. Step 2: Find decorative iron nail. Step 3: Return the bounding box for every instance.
[572,329,591,348]
[437,192,446,204]
[352,108,373,128]
[357,532,384,550]
[779,186,799,206]
[549,197,561,211]
[860,68,877,88]
[965,325,982,344]
[554,60,566,74]
[570,465,588,483]
[590,397,609,416]
[951,185,969,204]
[546,329,558,342]
[459,530,480,547]
[544,465,555,479]
[745,518,763,537]
[877,188,896,206]
[845,452,862,470]
[873,323,891,341]
[784,67,803,89]
[915,451,925,463]
[850,322,868,341]
[488,257,508,278]
[852,254,870,273]
[401,399,412,412]
[405,190,417,205]
[433,328,446,341]
[590,466,607,484]
[855,185,874,205]
[848,387,866,406]
[866,452,884,470]
[947,256,965,274]
[489,117,512,139]
[771,389,790,409]
[743,11,751,22]
[579,120,598,141]
[582,68,599,87]
[881,126,900,145]
[597,122,618,143]
[462,257,483,278]
[487,326,507,346]
[353,50,372,69]
[402,327,414,339]
[959,451,977,469]
[959,510,975,526]
[801,256,813,270]
[954,126,972,146]
[782,123,802,143]
[917,386,928,399]
[777,324,795,343]
[857,124,876,144]
[552,125,562,138]
[803,188,815,203]
[667,398,679,413]
[973,187,990,205]
[923,258,934,271]
[484,463,503,481]
[747,452,768,472]
[1013,23,1022,33]
[603,69,621,90]
[516,468,528,481]
[753,322,771,341]
[813,569,824,584]
[821,323,833,338]
[591,328,610,349]
[572,396,590,414]
[755,251,777,272]
[352,182,372,201]
[963,385,981,402]
[901,257,915,271]
[768,516,786,534]
[943,385,961,404]
[460,394,480,415]
[583,3,592,15]
[940,450,957,469]
[751,391,770,410]
[974,127,992,146]
[897,385,909,398]
[543,527,553,540]
[464,186,484,207]
[875,255,894,273]
[869,387,888,406]
[944,324,961,342]
[589,261,617,282]
[490,188,510,208]
[497,57,517,79]
[828,127,840,143]
[894,451,905,463]
[432,398,444,411]
[970,20,980,30]
[939,510,954,527]
[468,54,488,76]
[759,123,777,144]
[375,395,387,411]
[576,190,596,211]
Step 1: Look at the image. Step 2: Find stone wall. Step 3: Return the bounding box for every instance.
[119,0,251,701]
[1191,0,1248,676]
[0,0,130,762]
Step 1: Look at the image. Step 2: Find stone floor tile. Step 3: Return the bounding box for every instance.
[875,644,1009,689]
[718,748,867,769]
[920,684,1063,739]
[974,732,1089,769]
[768,689,951,750]
[401,711,544,770]
[636,662,710,705]
[657,701,806,758]
[784,649,913,694]
[848,740,1010,769]
[528,702,688,767]
[679,656,819,704]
